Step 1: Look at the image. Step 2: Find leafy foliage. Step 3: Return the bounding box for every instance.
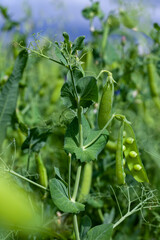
[0,50,28,146]
[49,178,85,213]
[64,116,108,162]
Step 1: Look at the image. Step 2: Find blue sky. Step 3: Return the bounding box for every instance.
[0,0,160,40]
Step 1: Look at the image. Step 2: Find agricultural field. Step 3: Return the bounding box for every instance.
[0,1,160,239]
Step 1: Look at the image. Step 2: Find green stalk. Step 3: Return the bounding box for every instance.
[68,153,72,200]
[101,21,109,59]
[84,114,115,149]
[20,45,65,67]
[73,215,81,240]
[6,169,49,191]
[72,102,83,240]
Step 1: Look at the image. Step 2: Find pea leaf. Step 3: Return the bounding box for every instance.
[82,2,104,20]
[77,76,98,107]
[86,223,113,240]
[54,43,67,65]
[67,68,84,83]
[54,167,68,186]
[64,116,108,162]
[72,36,85,54]
[61,82,76,108]
[49,178,85,213]
[63,32,71,53]
[80,215,92,240]
[21,127,51,153]
[61,76,98,109]
[0,50,28,147]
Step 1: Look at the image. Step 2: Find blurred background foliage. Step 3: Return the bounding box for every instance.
[0,0,160,239]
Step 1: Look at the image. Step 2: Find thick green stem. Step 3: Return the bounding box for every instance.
[73,215,80,240]
[72,101,83,239]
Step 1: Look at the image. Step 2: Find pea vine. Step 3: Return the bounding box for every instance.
[16,32,151,239]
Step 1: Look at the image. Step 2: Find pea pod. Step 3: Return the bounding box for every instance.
[98,75,114,129]
[123,122,149,183]
[147,61,160,110]
[116,122,125,185]
[78,162,93,202]
[35,153,48,188]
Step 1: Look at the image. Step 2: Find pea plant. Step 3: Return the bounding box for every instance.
[0,30,158,239]
[19,32,152,239]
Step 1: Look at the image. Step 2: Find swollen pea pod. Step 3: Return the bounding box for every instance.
[98,74,114,129]
[123,122,149,183]
[78,162,93,202]
[35,153,48,188]
[147,61,160,110]
[116,122,125,185]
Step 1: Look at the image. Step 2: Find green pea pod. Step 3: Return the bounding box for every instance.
[98,75,114,129]
[35,153,48,188]
[123,123,149,183]
[147,62,160,110]
[116,122,125,185]
[147,62,158,97]
[78,162,93,202]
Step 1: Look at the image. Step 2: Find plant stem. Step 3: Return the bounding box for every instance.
[78,105,83,148]
[6,169,49,191]
[72,101,83,239]
[68,153,72,200]
[69,65,79,100]
[113,194,154,229]
[101,21,109,59]
[73,215,80,240]
[20,45,65,67]
[97,70,112,80]
[98,208,104,222]
[84,114,115,149]
[113,205,140,229]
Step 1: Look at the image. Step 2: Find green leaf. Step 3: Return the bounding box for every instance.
[21,127,51,153]
[64,116,108,162]
[82,2,104,20]
[61,82,76,108]
[63,32,69,43]
[54,167,68,186]
[0,50,28,146]
[104,208,115,225]
[61,76,98,109]
[77,76,98,107]
[63,32,71,53]
[80,215,92,240]
[49,178,85,213]
[72,36,85,54]
[86,223,113,240]
[54,43,67,65]
[67,68,84,83]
